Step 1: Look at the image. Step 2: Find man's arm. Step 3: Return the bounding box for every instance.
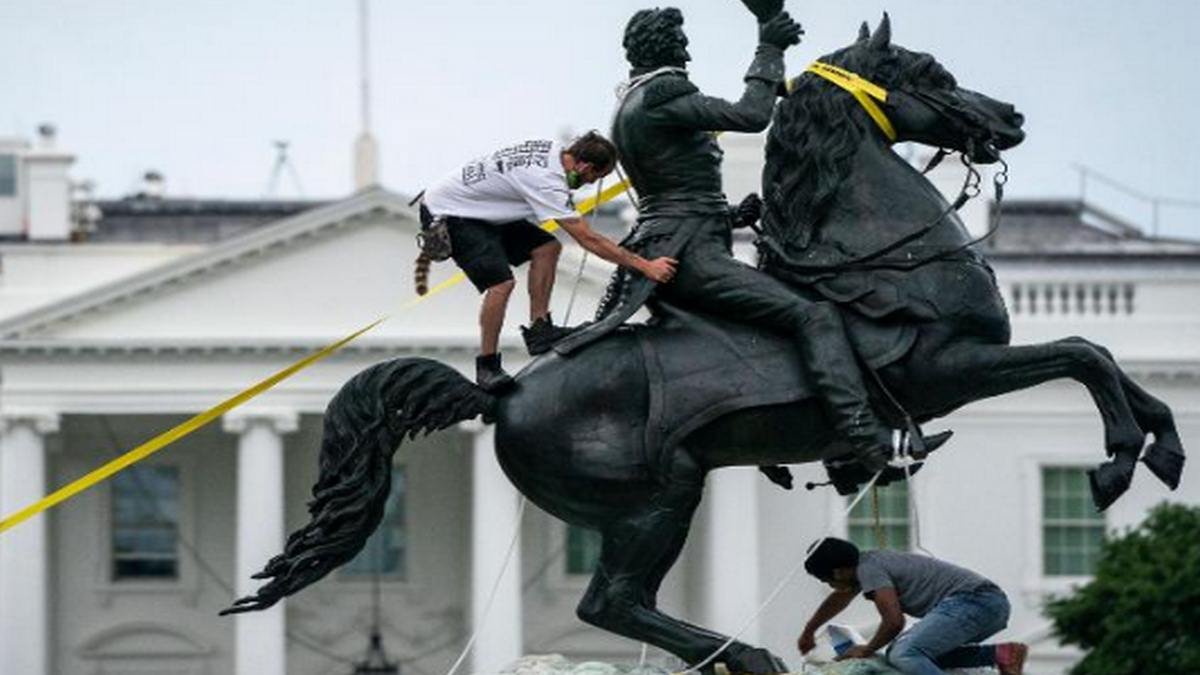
[556,217,677,283]
[653,13,801,133]
[797,589,856,654]
[838,587,906,660]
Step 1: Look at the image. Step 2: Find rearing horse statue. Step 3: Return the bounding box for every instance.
[222,14,1185,675]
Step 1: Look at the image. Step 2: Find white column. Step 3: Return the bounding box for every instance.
[701,467,762,643]
[224,412,297,675]
[0,413,58,675]
[469,424,523,672]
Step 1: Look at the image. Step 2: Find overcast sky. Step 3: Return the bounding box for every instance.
[3,1,1198,236]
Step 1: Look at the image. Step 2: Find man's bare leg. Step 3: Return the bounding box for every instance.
[480,279,516,355]
[527,240,561,321]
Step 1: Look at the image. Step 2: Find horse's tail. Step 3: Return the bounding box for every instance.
[414,252,432,296]
[220,357,494,615]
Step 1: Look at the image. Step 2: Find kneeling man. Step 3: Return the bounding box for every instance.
[799,538,1027,675]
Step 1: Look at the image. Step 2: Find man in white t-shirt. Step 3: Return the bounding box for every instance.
[419,132,677,391]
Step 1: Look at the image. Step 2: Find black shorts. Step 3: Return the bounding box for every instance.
[432,211,557,292]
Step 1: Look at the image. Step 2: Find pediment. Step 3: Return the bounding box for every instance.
[0,187,613,346]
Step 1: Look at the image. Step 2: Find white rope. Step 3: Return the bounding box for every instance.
[563,251,590,325]
[900,434,935,557]
[444,496,528,675]
[681,468,886,674]
[563,177,603,324]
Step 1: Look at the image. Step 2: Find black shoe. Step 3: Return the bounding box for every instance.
[521,314,577,356]
[821,430,954,495]
[475,353,515,393]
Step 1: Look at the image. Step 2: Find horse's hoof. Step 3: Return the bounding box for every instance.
[722,645,789,674]
[1142,441,1185,490]
[1088,457,1134,512]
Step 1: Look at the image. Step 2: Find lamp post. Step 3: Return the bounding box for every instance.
[352,628,399,675]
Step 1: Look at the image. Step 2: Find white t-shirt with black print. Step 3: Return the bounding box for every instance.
[423,139,580,224]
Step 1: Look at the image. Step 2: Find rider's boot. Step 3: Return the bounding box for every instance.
[522,313,577,356]
[475,353,516,393]
[796,303,893,473]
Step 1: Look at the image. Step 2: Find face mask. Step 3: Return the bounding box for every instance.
[565,169,583,190]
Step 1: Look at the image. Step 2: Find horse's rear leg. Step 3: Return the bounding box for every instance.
[575,453,787,674]
[1060,337,1185,489]
[919,339,1144,510]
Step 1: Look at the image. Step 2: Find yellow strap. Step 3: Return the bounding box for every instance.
[0,319,383,534]
[0,180,631,535]
[804,61,897,142]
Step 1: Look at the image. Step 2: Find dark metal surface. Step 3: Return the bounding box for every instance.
[226,10,1185,675]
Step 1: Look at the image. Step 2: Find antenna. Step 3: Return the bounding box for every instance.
[265,140,305,198]
[353,0,380,190]
[1072,163,1200,237]
[360,0,371,136]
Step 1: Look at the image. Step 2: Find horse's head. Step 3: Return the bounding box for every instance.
[764,13,1025,249]
[854,15,1026,162]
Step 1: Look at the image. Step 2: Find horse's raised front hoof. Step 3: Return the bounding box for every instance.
[720,645,789,674]
[1088,458,1134,512]
[1142,440,1185,490]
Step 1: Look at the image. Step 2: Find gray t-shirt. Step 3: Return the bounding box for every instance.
[856,550,994,617]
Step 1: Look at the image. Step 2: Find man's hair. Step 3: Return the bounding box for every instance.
[623,7,685,69]
[565,131,617,173]
[804,537,860,582]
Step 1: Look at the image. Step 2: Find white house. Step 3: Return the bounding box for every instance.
[0,129,1197,675]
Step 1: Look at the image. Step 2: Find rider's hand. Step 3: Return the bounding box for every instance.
[641,257,678,284]
[759,11,804,50]
[797,630,817,655]
[733,193,763,229]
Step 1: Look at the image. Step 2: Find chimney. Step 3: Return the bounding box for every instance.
[141,170,165,199]
[25,123,76,241]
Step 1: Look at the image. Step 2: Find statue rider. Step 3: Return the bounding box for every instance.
[554,6,928,473]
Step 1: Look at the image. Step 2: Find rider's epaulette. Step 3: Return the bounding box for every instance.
[642,75,699,108]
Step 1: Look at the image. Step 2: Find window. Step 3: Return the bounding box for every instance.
[847,483,910,551]
[1042,467,1105,576]
[0,155,16,196]
[565,525,602,575]
[111,466,180,580]
[344,466,407,578]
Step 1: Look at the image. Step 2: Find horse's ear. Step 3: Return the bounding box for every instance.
[868,12,891,50]
[857,21,870,43]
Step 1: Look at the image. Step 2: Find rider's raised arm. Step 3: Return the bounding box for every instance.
[650,44,785,133]
[649,11,800,133]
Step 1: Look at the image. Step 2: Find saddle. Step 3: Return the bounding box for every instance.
[623,301,941,492]
[635,301,812,462]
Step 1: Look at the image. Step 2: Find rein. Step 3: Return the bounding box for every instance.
[762,63,1010,275]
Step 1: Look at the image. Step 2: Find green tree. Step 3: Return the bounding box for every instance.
[1045,502,1200,675]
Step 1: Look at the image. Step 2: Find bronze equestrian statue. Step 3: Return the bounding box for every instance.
[223,7,1186,674]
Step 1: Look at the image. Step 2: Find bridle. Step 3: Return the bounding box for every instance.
[759,61,1011,275]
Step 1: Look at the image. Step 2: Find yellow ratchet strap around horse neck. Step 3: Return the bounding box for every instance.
[804,61,898,142]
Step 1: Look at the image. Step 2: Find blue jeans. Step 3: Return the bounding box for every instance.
[885,585,1010,675]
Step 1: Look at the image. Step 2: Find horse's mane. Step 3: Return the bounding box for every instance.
[762,39,956,253]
